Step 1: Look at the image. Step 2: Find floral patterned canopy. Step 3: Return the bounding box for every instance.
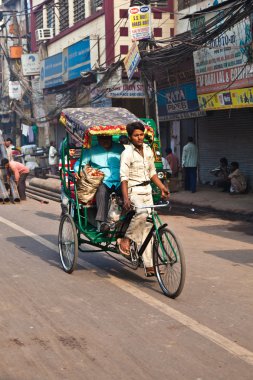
[60,107,154,147]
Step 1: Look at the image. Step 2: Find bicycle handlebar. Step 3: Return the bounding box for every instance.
[134,201,170,210]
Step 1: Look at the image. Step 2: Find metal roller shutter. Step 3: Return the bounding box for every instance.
[197,109,253,188]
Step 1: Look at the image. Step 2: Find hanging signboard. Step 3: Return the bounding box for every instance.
[129,5,151,41]
[21,54,40,76]
[40,53,64,89]
[9,81,22,100]
[124,42,141,80]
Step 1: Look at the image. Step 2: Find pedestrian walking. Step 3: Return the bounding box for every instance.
[1,158,29,200]
[182,136,198,193]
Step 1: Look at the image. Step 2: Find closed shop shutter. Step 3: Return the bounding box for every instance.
[197,109,253,188]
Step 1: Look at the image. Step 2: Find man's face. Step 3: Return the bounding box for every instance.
[5,141,11,147]
[98,136,112,150]
[69,149,76,157]
[129,129,145,148]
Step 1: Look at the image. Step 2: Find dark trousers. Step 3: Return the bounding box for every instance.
[95,183,120,222]
[184,167,197,193]
[18,173,29,200]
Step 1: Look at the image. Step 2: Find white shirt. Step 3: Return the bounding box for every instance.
[48,146,58,165]
[120,143,156,187]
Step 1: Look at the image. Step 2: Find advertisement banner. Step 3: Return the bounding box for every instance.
[157,83,205,121]
[124,42,141,80]
[9,81,22,100]
[129,5,151,41]
[193,16,253,95]
[198,86,253,110]
[21,54,40,76]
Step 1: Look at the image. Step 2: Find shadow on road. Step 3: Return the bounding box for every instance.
[205,249,253,266]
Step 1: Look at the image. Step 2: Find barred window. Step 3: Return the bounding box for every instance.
[178,0,203,11]
[74,0,85,23]
[35,10,43,30]
[46,2,55,32]
[91,0,103,13]
[59,0,69,32]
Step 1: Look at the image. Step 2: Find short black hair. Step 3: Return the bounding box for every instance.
[126,122,145,136]
[188,136,193,142]
[6,138,13,143]
[220,157,228,166]
[166,147,172,155]
[1,158,9,166]
[231,161,239,169]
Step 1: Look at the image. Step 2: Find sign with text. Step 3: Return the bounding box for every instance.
[198,86,253,110]
[157,83,204,121]
[40,53,64,89]
[21,54,40,76]
[9,81,22,100]
[124,42,141,80]
[193,16,253,96]
[62,38,91,82]
[107,81,146,98]
[129,5,151,41]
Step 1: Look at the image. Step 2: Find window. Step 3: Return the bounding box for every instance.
[153,12,162,19]
[91,0,103,13]
[119,9,128,18]
[35,10,43,30]
[154,28,162,37]
[74,0,85,23]
[46,2,55,32]
[120,27,128,37]
[170,27,174,37]
[178,0,203,11]
[59,0,69,31]
[120,45,128,55]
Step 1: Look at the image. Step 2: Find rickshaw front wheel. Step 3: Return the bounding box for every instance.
[58,214,79,273]
[153,227,186,298]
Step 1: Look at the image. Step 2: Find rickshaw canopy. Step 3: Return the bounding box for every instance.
[60,107,154,148]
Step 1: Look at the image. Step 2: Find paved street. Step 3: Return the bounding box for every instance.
[0,199,252,379]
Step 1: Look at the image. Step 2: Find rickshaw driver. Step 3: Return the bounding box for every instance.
[118,122,169,276]
[74,135,124,231]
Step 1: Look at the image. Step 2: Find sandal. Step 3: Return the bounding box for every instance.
[145,266,155,277]
[117,238,131,259]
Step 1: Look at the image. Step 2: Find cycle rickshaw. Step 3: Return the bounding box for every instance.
[58,107,185,298]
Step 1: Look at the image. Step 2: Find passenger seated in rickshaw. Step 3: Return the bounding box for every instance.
[74,135,124,231]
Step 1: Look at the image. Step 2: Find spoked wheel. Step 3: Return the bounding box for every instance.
[58,214,78,273]
[153,227,186,298]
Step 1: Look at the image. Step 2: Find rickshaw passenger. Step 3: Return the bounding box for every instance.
[74,135,124,231]
[118,122,169,276]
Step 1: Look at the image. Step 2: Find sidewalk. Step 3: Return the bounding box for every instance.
[171,185,253,216]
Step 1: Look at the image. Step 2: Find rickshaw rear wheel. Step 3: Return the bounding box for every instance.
[58,213,78,273]
[153,227,185,298]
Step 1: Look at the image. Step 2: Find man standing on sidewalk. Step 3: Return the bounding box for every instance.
[182,136,198,193]
[1,158,29,200]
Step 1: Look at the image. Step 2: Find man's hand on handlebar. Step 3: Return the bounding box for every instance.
[160,185,170,200]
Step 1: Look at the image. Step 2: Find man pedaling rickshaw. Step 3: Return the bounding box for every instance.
[74,135,124,232]
[117,122,169,276]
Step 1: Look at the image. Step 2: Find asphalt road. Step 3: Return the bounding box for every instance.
[0,199,252,380]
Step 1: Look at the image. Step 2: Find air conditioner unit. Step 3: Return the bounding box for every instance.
[35,28,54,42]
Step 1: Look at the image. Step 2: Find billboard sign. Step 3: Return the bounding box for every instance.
[62,38,91,82]
[129,5,151,40]
[40,53,64,89]
[193,15,253,99]
[157,83,205,121]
